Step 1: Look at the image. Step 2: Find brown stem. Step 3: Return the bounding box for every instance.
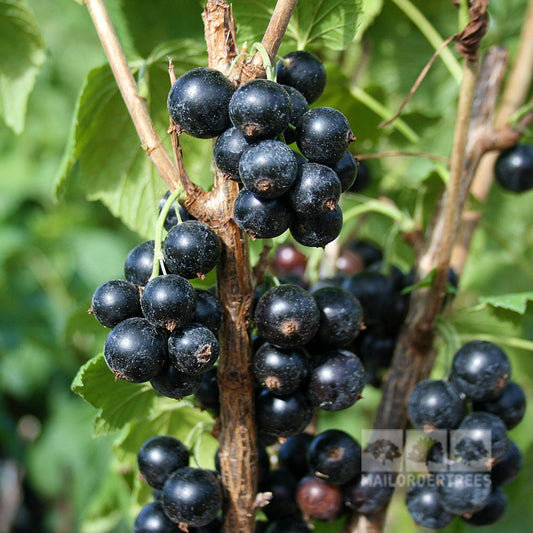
[84,0,182,192]
[261,0,299,63]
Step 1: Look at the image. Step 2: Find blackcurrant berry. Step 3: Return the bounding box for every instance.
[438,471,492,515]
[150,363,202,399]
[125,240,157,287]
[167,67,234,138]
[134,502,181,533]
[265,518,312,533]
[141,274,197,329]
[405,478,453,530]
[254,284,320,348]
[450,340,511,402]
[407,379,465,432]
[259,469,300,521]
[296,475,344,521]
[462,486,507,526]
[276,51,326,104]
[282,85,310,128]
[271,243,308,277]
[278,433,314,480]
[312,286,363,347]
[163,221,221,279]
[168,323,219,375]
[159,192,195,231]
[188,516,223,532]
[213,126,251,178]
[296,107,355,166]
[192,289,223,335]
[348,159,370,192]
[103,317,167,382]
[162,467,222,527]
[328,151,356,192]
[253,342,309,396]
[256,390,313,437]
[290,204,343,248]
[343,471,395,514]
[239,139,298,198]
[90,279,141,328]
[346,240,382,267]
[494,144,533,193]
[308,429,361,484]
[233,189,293,239]
[229,79,291,140]
[289,162,341,215]
[491,439,523,486]
[308,349,365,411]
[137,436,189,489]
[194,367,220,412]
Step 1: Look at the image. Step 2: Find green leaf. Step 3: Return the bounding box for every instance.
[72,354,157,436]
[233,0,361,53]
[478,292,533,315]
[0,0,46,133]
[356,0,384,38]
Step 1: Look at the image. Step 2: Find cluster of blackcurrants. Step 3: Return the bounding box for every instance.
[134,435,223,532]
[494,143,533,193]
[90,216,223,397]
[167,50,357,248]
[405,340,526,529]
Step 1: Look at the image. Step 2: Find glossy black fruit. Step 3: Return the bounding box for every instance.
[159,192,195,231]
[188,516,223,533]
[163,221,221,279]
[90,279,141,328]
[233,189,293,239]
[278,433,314,480]
[289,162,341,215]
[265,518,312,533]
[256,390,313,437]
[254,284,320,348]
[259,469,300,521]
[494,144,533,193]
[125,240,157,286]
[450,340,511,402]
[438,471,492,515]
[272,243,308,277]
[491,440,523,486]
[343,471,395,514]
[463,486,507,526]
[308,429,361,484]
[134,502,181,533]
[167,67,234,138]
[312,286,363,347]
[253,343,309,396]
[276,51,327,104]
[103,317,167,382]
[150,363,202,399]
[296,475,344,521]
[473,380,526,430]
[290,204,343,248]
[239,139,298,198]
[194,367,220,411]
[330,151,357,192]
[168,323,219,375]
[407,379,465,432]
[308,349,365,411]
[296,107,355,166]
[141,274,197,329]
[405,478,453,530]
[213,126,251,178]
[162,467,222,527]
[192,289,223,335]
[137,436,189,489]
[282,85,310,128]
[348,159,370,192]
[229,79,291,140]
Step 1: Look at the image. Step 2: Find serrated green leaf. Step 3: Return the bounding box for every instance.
[356,0,384,38]
[478,292,533,315]
[233,0,361,53]
[0,0,46,133]
[72,354,157,436]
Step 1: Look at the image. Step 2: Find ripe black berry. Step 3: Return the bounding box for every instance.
[168,323,219,375]
[188,516,223,532]
[405,478,453,530]
[308,349,365,411]
[450,340,511,401]
[159,192,195,231]
[491,439,523,486]
[90,279,141,328]
[407,379,465,431]
[290,204,343,248]
[494,144,533,193]
[272,243,308,277]
[282,85,310,128]
[438,471,492,515]
[125,240,157,286]
[296,475,344,521]
[213,126,251,178]
[103,317,167,382]
[254,284,320,348]
[473,380,526,429]
[239,139,298,198]
[330,151,357,192]
[162,467,222,527]
[256,390,313,437]
[194,367,220,411]
[167,67,234,138]
[192,289,223,335]
[276,51,327,104]
[141,274,197,329]
[289,162,341,215]
[311,286,363,347]
[463,486,507,526]
[233,189,293,239]
[343,471,395,514]
[134,502,181,533]
[229,79,291,140]
[163,221,221,279]
[308,429,361,484]
[278,433,314,480]
[296,107,355,166]
[265,518,312,533]
[348,159,370,192]
[259,469,300,521]
[150,363,202,399]
[137,436,189,489]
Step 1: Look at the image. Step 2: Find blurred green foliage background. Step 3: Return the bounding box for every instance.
[1,0,532,532]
